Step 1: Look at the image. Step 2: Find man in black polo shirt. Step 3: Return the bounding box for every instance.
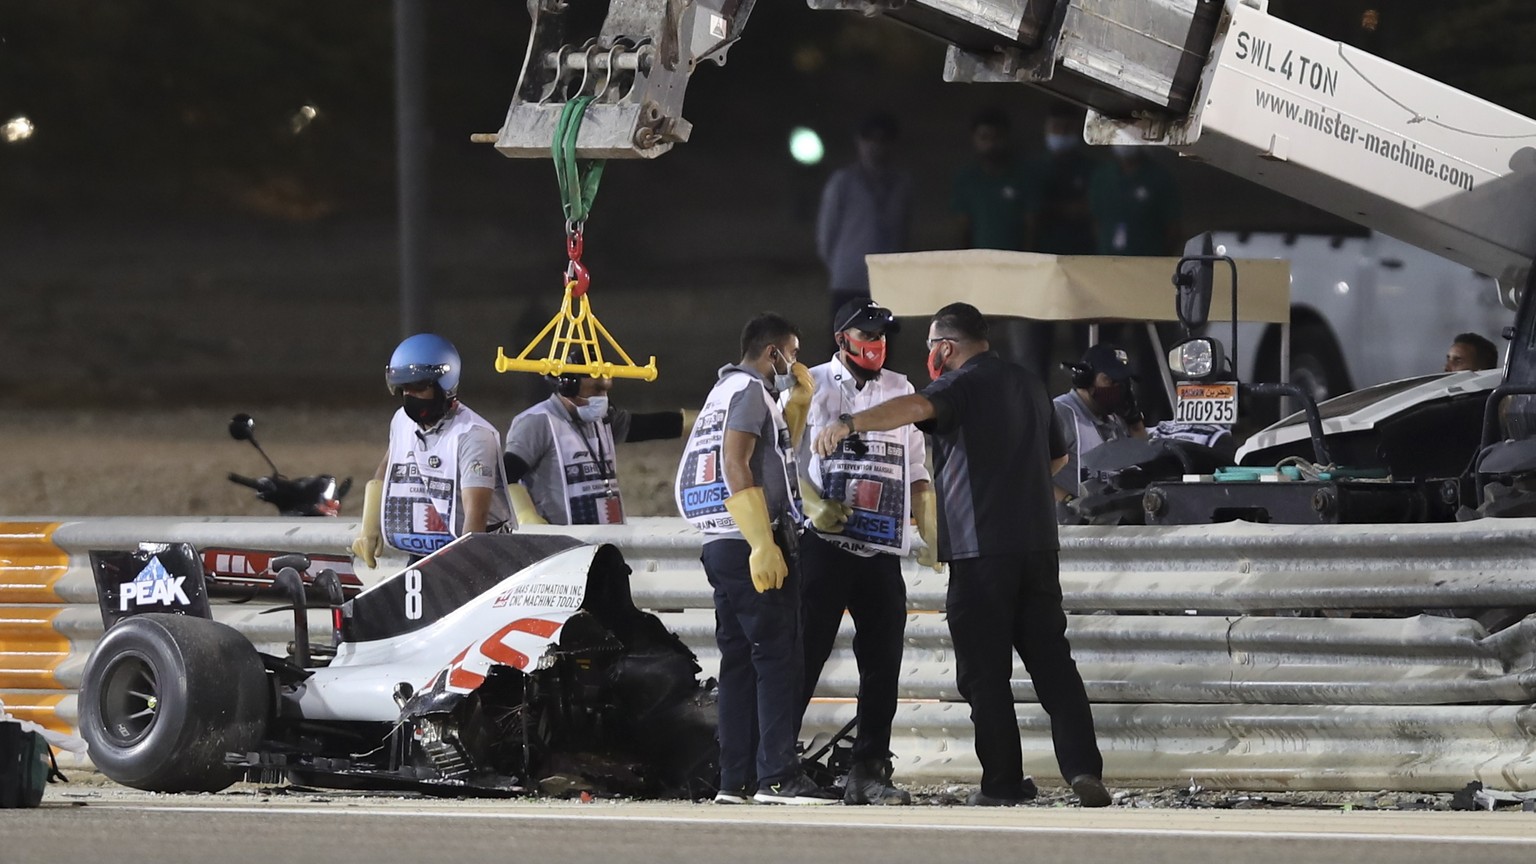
[813,302,1110,808]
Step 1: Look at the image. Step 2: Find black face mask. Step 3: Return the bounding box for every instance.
[1091,383,1124,413]
[403,390,450,426]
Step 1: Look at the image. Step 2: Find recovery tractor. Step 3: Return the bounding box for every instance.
[487,0,1536,525]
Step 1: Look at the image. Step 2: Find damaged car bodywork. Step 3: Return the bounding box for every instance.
[79,534,718,796]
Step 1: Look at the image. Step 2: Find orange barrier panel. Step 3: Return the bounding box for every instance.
[0,692,71,735]
[0,606,70,690]
[0,523,75,736]
[0,522,68,604]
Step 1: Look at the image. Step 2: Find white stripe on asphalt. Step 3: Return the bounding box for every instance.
[109,805,1536,846]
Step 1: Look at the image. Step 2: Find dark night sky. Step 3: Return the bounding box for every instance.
[5,1,1532,224]
[0,1,1402,224]
[3,1,1534,407]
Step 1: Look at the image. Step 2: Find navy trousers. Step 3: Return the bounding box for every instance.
[798,529,907,763]
[702,535,804,790]
[947,550,1103,797]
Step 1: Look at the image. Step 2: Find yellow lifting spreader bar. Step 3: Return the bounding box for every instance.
[494,281,659,382]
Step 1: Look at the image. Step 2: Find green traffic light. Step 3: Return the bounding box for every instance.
[789,126,824,165]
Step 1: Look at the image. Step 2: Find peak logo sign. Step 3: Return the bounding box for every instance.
[119,558,191,611]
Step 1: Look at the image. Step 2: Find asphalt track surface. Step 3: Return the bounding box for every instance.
[6,790,1536,864]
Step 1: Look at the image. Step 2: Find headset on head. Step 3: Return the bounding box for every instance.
[549,371,581,398]
[547,349,587,399]
[548,369,584,399]
[1064,362,1096,390]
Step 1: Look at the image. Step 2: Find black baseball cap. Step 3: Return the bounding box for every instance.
[1082,343,1133,381]
[833,298,900,336]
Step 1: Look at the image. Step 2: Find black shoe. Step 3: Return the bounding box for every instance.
[754,773,841,805]
[1070,774,1112,808]
[713,787,753,805]
[843,760,911,806]
[966,777,1038,807]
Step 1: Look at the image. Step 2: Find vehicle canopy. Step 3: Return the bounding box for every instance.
[865,250,1291,325]
[866,250,1292,402]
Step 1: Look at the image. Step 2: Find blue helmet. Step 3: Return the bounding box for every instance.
[386,333,462,397]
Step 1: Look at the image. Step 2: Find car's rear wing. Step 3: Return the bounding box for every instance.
[88,545,355,631]
[89,545,213,630]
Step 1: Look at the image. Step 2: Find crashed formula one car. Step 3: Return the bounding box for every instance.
[78,534,718,797]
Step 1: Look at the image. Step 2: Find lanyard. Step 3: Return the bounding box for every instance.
[833,362,876,456]
[567,414,616,493]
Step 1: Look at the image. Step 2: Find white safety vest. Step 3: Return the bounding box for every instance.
[383,406,505,556]
[799,360,928,556]
[521,399,626,525]
[675,369,800,534]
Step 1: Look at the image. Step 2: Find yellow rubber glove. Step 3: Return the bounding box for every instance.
[508,484,548,526]
[800,480,851,534]
[783,362,815,446]
[351,479,384,568]
[914,487,944,572]
[723,486,788,593]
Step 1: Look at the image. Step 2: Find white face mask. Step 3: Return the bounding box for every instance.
[1045,133,1078,153]
[576,395,609,423]
[770,349,794,393]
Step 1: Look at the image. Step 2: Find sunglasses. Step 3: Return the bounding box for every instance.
[837,304,896,334]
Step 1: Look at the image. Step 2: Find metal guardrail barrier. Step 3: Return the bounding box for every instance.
[803,702,1536,791]
[4,516,1536,789]
[662,610,1536,705]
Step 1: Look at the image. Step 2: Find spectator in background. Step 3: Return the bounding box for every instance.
[1025,102,1098,256]
[816,113,912,320]
[951,108,1032,252]
[1445,332,1499,372]
[1088,145,1184,419]
[1088,145,1182,256]
[1020,102,1100,375]
[951,108,1047,375]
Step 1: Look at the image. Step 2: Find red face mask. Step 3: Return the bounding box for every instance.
[927,344,948,381]
[844,335,887,372]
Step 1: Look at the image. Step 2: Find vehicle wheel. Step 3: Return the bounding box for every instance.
[1289,322,1351,406]
[79,613,269,792]
[1252,322,1351,427]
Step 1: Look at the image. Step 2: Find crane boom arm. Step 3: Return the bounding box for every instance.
[1091,1,1536,292]
[489,0,1536,286]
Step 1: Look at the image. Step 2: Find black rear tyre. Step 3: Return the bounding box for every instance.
[79,613,269,792]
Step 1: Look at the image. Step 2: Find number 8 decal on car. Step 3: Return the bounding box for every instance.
[404,568,423,620]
